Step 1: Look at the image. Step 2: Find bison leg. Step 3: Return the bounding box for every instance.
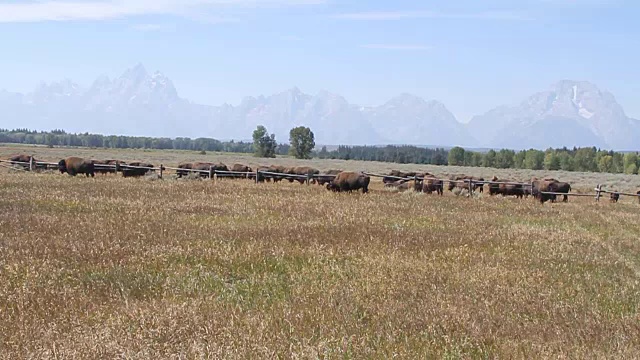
[563,195,568,202]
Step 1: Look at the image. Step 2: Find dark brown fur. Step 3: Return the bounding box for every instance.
[327,172,370,194]
[58,157,95,177]
[122,162,154,178]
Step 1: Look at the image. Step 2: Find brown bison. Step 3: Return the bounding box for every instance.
[448,175,484,193]
[256,165,288,182]
[122,162,154,178]
[610,192,620,203]
[231,164,252,172]
[92,159,123,175]
[327,172,370,193]
[314,174,337,186]
[178,162,229,178]
[488,177,524,198]
[58,157,95,177]
[324,169,342,175]
[530,178,556,203]
[287,166,320,184]
[8,154,46,170]
[384,179,412,192]
[383,170,417,184]
[421,176,444,195]
[531,178,571,203]
[176,162,193,177]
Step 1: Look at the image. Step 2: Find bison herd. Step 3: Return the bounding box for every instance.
[4,154,640,203]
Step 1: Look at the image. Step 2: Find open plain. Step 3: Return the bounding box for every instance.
[1,145,640,358]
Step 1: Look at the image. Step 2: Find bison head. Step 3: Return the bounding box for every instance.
[326,183,339,192]
[58,159,67,174]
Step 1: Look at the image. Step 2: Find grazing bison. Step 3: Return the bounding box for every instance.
[122,162,154,178]
[610,192,620,203]
[58,157,95,177]
[178,162,229,178]
[314,174,337,186]
[531,178,571,203]
[92,159,123,175]
[8,154,46,170]
[287,166,320,184]
[256,165,288,183]
[550,181,571,202]
[421,176,444,195]
[448,175,484,193]
[327,172,370,194]
[383,170,417,184]
[176,162,193,178]
[384,179,412,192]
[231,164,252,172]
[488,177,524,199]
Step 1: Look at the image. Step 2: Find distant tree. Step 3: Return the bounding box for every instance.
[524,149,545,170]
[623,153,638,174]
[252,125,277,158]
[574,147,597,172]
[598,155,614,173]
[471,152,484,167]
[288,126,315,159]
[543,150,561,171]
[495,149,515,169]
[482,150,497,168]
[448,146,466,166]
[318,146,329,159]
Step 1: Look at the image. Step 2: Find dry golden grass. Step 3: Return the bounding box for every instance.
[2,144,639,193]
[1,167,640,358]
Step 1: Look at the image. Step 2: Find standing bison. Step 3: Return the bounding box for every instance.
[531,178,571,203]
[421,176,444,195]
[58,157,95,177]
[122,162,154,178]
[610,192,620,203]
[488,177,524,198]
[327,172,370,193]
[448,175,484,194]
[92,159,123,175]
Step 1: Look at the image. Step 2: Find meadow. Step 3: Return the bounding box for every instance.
[1,145,640,358]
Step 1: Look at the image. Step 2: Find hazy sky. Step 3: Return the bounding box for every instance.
[0,0,638,122]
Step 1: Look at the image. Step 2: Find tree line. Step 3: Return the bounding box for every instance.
[2,127,639,174]
[319,145,640,175]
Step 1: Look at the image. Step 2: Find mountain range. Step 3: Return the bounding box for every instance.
[1,63,638,150]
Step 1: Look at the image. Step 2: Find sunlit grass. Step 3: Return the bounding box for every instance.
[1,162,639,358]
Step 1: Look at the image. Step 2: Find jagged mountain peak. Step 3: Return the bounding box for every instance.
[469,80,639,150]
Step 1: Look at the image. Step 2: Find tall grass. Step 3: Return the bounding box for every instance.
[1,170,639,358]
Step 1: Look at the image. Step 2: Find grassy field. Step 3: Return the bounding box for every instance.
[1,143,639,193]
[1,146,640,357]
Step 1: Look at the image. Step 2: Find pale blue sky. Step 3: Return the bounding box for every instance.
[0,0,638,122]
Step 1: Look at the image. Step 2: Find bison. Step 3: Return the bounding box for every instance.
[92,159,123,175]
[176,162,193,178]
[384,179,412,192]
[610,192,620,203]
[383,170,417,184]
[122,162,154,178]
[531,178,571,203]
[58,157,95,177]
[8,154,47,170]
[327,172,370,194]
[448,175,484,194]
[421,176,444,195]
[287,166,320,184]
[488,177,524,199]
